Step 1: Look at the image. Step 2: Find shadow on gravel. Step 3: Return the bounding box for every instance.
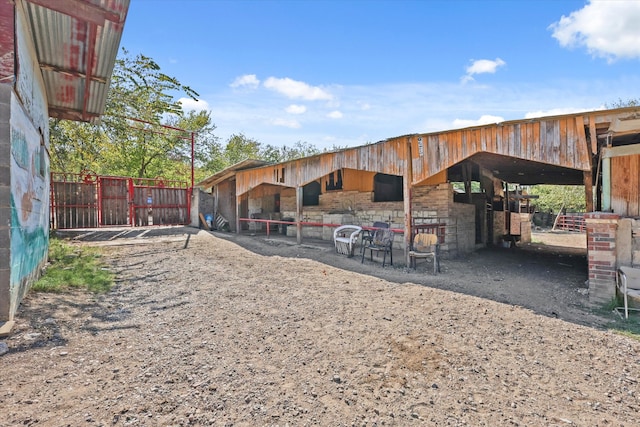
[210,229,619,330]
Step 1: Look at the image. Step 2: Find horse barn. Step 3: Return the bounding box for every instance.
[0,0,129,329]
[197,106,640,305]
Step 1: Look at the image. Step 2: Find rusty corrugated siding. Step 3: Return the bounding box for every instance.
[22,0,128,122]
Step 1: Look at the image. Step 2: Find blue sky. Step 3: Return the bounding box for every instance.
[120,0,640,150]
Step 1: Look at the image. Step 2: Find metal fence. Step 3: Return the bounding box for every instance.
[50,172,190,229]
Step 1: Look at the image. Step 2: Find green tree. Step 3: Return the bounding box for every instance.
[98,49,201,178]
[163,110,223,182]
[528,185,586,213]
[606,98,640,108]
[50,48,216,182]
[223,133,262,165]
[49,119,108,174]
[261,140,321,163]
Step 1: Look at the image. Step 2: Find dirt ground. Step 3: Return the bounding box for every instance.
[2,227,640,426]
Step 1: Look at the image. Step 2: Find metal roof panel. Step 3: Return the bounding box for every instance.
[23,0,129,122]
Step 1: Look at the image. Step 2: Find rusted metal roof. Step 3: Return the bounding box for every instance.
[197,159,272,190]
[22,0,129,123]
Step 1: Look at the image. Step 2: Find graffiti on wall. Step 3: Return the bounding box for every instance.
[9,92,49,319]
[3,6,52,320]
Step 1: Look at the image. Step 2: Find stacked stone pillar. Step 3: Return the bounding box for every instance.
[585,212,620,305]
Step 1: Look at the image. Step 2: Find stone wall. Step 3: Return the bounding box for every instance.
[270,183,478,256]
[616,218,640,268]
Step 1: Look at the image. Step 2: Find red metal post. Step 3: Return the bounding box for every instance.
[97,176,102,226]
[128,178,135,227]
[191,131,195,191]
[187,187,192,227]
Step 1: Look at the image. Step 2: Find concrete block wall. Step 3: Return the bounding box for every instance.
[189,188,214,228]
[0,84,10,322]
[615,218,640,268]
[450,203,476,256]
[412,183,451,217]
[633,220,640,267]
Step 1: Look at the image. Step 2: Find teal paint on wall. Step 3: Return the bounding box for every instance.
[9,194,48,319]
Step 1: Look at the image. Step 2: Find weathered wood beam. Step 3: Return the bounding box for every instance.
[296,187,303,244]
[584,171,594,213]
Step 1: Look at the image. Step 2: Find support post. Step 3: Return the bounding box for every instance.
[602,157,611,211]
[214,185,219,222]
[235,194,241,234]
[296,186,303,244]
[584,170,594,212]
[190,132,195,190]
[404,136,413,266]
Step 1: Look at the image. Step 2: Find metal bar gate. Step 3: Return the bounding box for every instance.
[50,171,191,229]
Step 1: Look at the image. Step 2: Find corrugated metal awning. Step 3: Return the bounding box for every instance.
[22,0,129,123]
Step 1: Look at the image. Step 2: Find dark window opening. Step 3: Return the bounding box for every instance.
[280,167,285,183]
[373,173,403,202]
[303,181,321,206]
[38,128,46,178]
[274,193,280,213]
[325,170,343,191]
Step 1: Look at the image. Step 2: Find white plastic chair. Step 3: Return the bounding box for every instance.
[616,266,640,318]
[333,225,362,258]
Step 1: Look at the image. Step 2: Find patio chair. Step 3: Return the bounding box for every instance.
[408,232,440,274]
[361,228,394,267]
[616,266,640,319]
[333,225,363,257]
[360,221,390,254]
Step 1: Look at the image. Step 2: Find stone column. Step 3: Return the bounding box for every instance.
[585,212,620,305]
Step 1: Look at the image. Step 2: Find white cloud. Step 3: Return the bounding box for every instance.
[230,74,260,89]
[270,118,301,129]
[524,107,598,119]
[178,97,209,112]
[462,58,506,82]
[264,77,333,101]
[203,75,640,151]
[327,110,343,119]
[286,104,307,114]
[466,58,506,75]
[452,115,504,128]
[549,0,640,61]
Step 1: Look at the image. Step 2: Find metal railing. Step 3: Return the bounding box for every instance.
[553,214,586,232]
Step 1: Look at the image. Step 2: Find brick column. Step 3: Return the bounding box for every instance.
[585,212,620,305]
